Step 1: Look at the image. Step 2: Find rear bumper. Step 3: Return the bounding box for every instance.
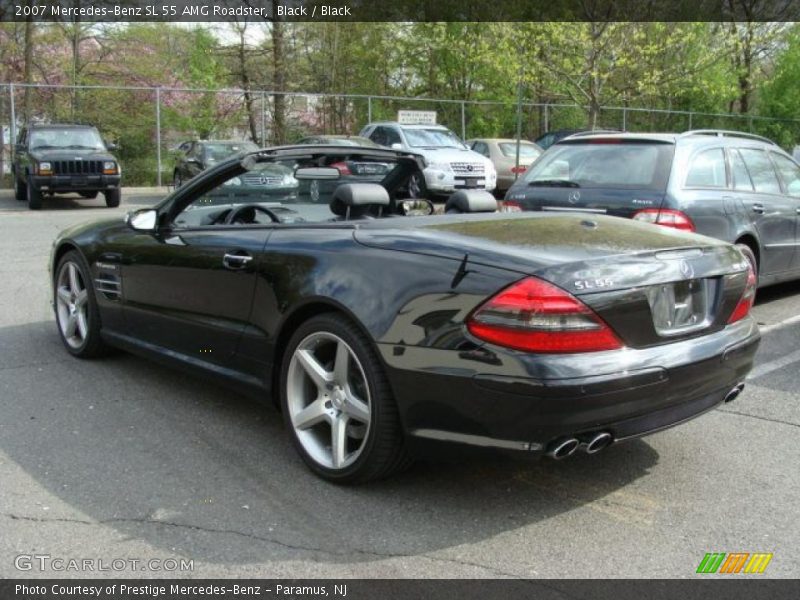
[379,318,760,458]
[31,174,121,193]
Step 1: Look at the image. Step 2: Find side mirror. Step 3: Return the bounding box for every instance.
[400,199,434,216]
[390,143,403,150]
[105,141,118,151]
[126,208,158,232]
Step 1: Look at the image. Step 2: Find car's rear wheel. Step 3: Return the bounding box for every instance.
[27,178,42,210]
[54,251,109,358]
[105,189,121,208]
[280,313,409,483]
[14,174,26,201]
[407,172,427,199]
[309,180,321,203]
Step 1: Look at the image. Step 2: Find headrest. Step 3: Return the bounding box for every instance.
[330,183,390,218]
[445,190,498,214]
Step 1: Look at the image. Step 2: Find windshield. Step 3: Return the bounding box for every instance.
[203,142,259,161]
[30,128,105,150]
[402,127,465,149]
[522,142,674,190]
[173,155,408,228]
[499,142,541,159]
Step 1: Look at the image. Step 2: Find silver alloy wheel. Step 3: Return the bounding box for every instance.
[55,261,90,349]
[286,331,372,470]
[309,179,320,203]
[408,173,422,199]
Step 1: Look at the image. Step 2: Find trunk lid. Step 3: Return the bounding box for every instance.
[355,213,748,347]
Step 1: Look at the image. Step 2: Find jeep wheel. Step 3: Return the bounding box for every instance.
[105,189,121,208]
[27,179,42,210]
[14,174,27,201]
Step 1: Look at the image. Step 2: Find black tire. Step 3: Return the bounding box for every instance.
[27,177,42,210]
[280,313,410,483]
[407,171,427,200]
[105,188,121,208]
[79,191,98,199]
[54,250,111,359]
[14,173,27,201]
[173,171,182,188]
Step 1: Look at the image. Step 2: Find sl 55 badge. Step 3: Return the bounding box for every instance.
[574,278,614,291]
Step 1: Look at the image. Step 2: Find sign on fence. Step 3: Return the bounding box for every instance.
[398,110,437,125]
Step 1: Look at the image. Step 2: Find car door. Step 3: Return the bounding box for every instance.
[738,147,796,274]
[119,166,271,369]
[769,151,800,271]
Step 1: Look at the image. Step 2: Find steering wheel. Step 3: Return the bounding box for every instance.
[224,204,280,225]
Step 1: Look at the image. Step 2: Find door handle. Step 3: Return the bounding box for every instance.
[751,203,765,214]
[223,252,253,270]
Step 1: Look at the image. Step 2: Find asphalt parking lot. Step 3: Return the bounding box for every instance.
[0,189,799,579]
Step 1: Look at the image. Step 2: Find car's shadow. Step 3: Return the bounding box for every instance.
[1,320,660,567]
[754,278,800,306]
[0,191,109,211]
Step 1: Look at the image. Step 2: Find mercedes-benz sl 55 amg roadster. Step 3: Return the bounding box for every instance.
[50,145,760,483]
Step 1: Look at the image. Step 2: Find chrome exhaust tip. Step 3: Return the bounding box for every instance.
[585,431,613,454]
[546,437,580,460]
[724,383,745,403]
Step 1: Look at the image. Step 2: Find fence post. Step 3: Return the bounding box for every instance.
[622,107,627,131]
[461,102,466,140]
[367,96,372,123]
[543,103,549,133]
[688,111,693,130]
[155,87,162,188]
[9,84,16,151]
[261,91,267,146]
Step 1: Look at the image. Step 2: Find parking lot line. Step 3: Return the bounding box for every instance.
[759,313,800,334]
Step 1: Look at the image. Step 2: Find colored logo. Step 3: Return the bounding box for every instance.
[696,552,773,574]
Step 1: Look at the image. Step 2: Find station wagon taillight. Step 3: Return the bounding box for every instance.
[499,200,522,213]
[467,277,623,353]
[728,263,757,324]
[632,208,695,232]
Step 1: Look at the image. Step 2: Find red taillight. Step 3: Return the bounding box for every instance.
[728,263,757,324]
[510,165,527,174]
[331,161,352,176]
[499,200,522,213]
[466,277,623,353]
[632,208,695,232]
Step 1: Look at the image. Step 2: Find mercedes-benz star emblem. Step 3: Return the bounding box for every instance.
[568,191,581,204]
[680,260,694,279]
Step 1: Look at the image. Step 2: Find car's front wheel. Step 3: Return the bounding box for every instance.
[27,178,42,210]
[173,171,183,188]
[14,173,27,201]
[105,189,121,208]
[54,251,110,358]
[280,313,409,483]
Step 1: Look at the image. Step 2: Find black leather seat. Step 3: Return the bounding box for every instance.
[444,190,498,214]
[329,183,391,220]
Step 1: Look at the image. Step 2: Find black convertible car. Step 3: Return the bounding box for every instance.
[50,146,760,483]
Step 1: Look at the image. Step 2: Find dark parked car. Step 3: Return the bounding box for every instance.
[173,140,259,187]
[50,145,759,483]
[13,123,121,210]
[294,136,392,202]
[505,130,800,287]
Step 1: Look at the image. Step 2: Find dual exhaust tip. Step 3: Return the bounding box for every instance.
[546,431,613,460]
[547,383,746,460]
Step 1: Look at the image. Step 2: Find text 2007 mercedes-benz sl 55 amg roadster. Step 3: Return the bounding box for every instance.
[50,146,760,483]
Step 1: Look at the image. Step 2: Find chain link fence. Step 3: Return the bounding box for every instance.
[3,83,800,187]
